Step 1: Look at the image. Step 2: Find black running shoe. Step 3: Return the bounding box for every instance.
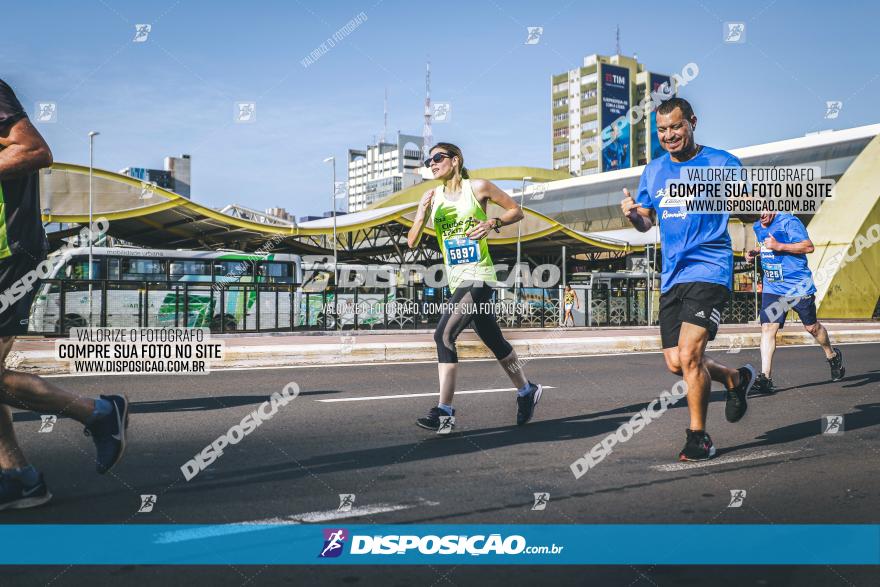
[84,395,129,474]
[752,373,775,395]
[416,406,455,432]
[726,364,755,423]
[516,383,543,426]
[0,472,52,511]
[828,347,845,382]
[678,429,716,461]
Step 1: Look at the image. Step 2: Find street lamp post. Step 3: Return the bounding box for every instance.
[323,156,338,329]
[88,131,100,325]
[516,177,532,302]
[88,131,100,277]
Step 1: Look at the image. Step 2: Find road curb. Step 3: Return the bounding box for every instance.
[9,328,880,375]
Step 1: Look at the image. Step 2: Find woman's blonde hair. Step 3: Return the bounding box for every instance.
[431,142,469,179]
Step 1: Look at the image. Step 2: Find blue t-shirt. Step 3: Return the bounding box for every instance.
[635,146,737,293]
[753,213,815,296]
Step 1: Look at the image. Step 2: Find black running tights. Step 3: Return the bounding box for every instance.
[433,283,513,364]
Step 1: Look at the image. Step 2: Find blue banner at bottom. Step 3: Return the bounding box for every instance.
[1,525,877,565]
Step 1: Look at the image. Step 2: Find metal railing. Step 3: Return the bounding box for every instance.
[27,279,757,336]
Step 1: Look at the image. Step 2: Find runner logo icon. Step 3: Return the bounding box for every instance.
[524,27,543,45]
[532,493,550,511]
[437,416,455,435]
[724,22,746,43]
[138,494,157,513]
[38,415,57,433]
[319,528,348,558]
[822,415,844,434]
[338,494,355,512]
[728,490,746,508]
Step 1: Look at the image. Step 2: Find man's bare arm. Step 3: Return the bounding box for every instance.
[778,239,815,254]
[764,235,814,255]
[621,188,654,232]
[0,117,53,179]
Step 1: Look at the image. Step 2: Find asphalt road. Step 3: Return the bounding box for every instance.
[4,342,879,586]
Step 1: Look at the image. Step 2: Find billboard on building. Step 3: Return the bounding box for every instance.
[599,63,631,172]
[649,73,673,161]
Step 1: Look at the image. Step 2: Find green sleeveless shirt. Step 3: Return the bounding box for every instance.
[432,179,497,292]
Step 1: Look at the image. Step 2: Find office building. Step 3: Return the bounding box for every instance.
[120,153,191,198]
[347,132,424,212]
[552,54,675,176]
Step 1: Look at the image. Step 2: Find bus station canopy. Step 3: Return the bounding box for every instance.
[40,163,662,261]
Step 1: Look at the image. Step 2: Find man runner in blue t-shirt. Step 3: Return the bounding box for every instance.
[621,97,755,461]
[748,212,845,393]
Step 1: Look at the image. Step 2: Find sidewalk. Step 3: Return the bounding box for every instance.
[8,321,880,375]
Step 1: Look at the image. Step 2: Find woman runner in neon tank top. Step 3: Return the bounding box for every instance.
[407,143,543,431]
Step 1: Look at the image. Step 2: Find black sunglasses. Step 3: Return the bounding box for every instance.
[424,152,453,167]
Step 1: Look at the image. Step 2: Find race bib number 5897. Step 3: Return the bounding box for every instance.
[445,237,479,265]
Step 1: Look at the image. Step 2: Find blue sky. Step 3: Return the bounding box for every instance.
[3,0,877,217]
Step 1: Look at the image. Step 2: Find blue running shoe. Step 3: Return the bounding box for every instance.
[84,394,129,474]
[0,472,52,511]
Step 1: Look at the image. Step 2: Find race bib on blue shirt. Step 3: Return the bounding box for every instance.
[761,246,784,282]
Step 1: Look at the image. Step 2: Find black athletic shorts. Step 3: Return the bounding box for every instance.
[659,282,729,349]
[0,251,45,336]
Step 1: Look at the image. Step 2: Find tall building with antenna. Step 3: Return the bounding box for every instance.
[346,62,434,211]
[551,51,675,176]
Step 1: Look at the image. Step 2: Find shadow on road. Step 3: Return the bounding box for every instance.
[160,393,879,495]
[11,390,344,422]
[163,403,649,493]
[153,393,732,494]
[720,402,880,456]
[773,369,879,393]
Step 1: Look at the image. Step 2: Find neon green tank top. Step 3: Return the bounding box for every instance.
[432,179,497,292]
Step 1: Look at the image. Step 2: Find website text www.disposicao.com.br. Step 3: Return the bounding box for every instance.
[318,530,564,558]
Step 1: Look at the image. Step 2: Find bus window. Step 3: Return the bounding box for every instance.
[214,260,254,283]
[170,260,212,282]
[66,257,102,280]
[121,258,167,281]
[259,262,294,283]
[108,258,120,280]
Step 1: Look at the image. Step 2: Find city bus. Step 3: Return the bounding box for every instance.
[29,247,303,333]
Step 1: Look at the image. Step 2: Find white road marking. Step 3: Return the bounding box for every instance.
[153,500,436,544]
[650,448,802,472]
[317,386,557,403]
[249,502,422,524]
